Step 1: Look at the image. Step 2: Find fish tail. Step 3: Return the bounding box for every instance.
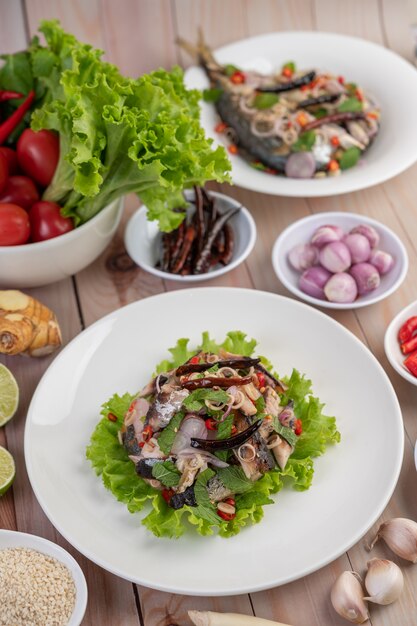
[176,28,222,74]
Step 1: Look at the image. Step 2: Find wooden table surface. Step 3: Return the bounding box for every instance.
[2,1,417,624]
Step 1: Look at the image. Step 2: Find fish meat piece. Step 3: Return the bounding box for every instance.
[145,384,189,431]
[206,475,234,503]
[234,413,276,479]
[122,424,142,456]
[264,385,280,417]
[170,485,197,509]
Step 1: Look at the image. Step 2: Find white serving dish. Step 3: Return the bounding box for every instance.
[272,211,408,309]
[124,190,256,281]
[0,197,123,288]
[384,299,417,387]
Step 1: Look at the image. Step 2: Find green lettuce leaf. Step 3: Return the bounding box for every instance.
[26,20,230,231]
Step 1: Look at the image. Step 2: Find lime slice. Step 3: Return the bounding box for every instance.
[0,364,19,427]
[0,446,15,495]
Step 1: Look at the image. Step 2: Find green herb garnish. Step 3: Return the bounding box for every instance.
[183,389,229,413]
[339,146,361,170]
[157,412,184,455]
[292,130,316,152]
[337,97,363,113]
[282,61,296,72]
[252,93,279,110]
[224,64,240,76]
[203,88,223,103]
[152,460,181,487]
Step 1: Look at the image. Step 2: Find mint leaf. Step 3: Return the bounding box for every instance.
[272,418,298,447]
[292,130,316,152]
[183,389,229,413]
[313,107,327,119]
[216,413,233,440]
[193,468,219,524]
[152,460,181,487]
[255,395,266,414]
[224,64,240,76]
[221,331,257,356]
[158,411,184,455]
[252,93,279,110]
[203,88,222,103]
[339,147,361,170]
[337,97,362,113]
[282,61,296,72]
[216,466,253,494]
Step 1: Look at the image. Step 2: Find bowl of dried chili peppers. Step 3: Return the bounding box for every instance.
[384,300,417,386]
[124,187,256,281]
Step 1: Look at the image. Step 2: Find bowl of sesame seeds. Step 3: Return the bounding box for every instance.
[0,529,87,626]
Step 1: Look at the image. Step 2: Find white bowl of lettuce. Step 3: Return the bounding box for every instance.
[0,20,230,287]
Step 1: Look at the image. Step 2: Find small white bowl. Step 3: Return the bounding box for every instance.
[384,299,417,387]
[0,197,124,288]
[0,529,87,626]
[124,190,256,282]
[272,211,408,310]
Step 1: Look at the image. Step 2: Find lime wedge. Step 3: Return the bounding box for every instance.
[0,364,19,427]
[0,445,15,495]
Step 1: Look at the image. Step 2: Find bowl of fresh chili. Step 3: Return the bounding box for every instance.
[384,300,417,386]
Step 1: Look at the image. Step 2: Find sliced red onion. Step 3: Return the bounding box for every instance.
[369,249,394,275]
[343,233,371,264]
[311,225,344,248]
[285,152,316,179]
[350,262,380,295]
[288,243,318,271]
[177,448,229,468]
[350,224,380,248]
[324,272,358,303]
[239,96,257,116]
[319,241,351,273]
[299,266,332,299]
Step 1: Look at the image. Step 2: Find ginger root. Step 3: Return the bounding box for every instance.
[0,290,62,357]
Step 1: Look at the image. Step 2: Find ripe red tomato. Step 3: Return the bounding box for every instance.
[0,147,19,175]
[0,152,8,195]
[17,129,59,187]
[0,175,39,211]
[0,203,30,245]
[29,201,74,242]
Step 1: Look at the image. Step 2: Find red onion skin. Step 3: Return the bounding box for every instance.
[288,243,318,271]
[299,266,332,299]
[311,225,344,248]
[350,224,380,249]
[324,272,358,303]
[285,152,316,178]
[343,233,371,264]
[350,262,380,295]
[369,249,394,275]
[319,241,351,273]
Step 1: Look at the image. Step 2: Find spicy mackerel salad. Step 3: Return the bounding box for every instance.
[87,332,340,538]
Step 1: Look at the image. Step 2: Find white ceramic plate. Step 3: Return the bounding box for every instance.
[25,288,403,596]
[184,31,417,197]
[384,299,417,387]
[272,212,408,309]
[0,529,87,626]
[124,190,256,282]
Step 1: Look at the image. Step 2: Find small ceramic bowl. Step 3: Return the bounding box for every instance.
[384,299,417,387]
[0,197,123,288]
[124,190,256,282]
[272,211,408,309]
[0,529,87,625]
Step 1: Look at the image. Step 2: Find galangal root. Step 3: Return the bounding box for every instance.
[0,290,62,357]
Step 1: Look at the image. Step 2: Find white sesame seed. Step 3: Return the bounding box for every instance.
[0,547,76,626]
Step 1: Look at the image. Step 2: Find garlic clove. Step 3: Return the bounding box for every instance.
[369,517,417,563]
[364,558,403,605]
[330,571,369,624]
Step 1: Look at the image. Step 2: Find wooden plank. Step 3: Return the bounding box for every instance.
[174,0,248,67]
[139,589,254,626]
[0,0,27,53]
[24,0,104,46]
[315,0,383,43]
[245,0,316,35]
[380,0,414,61]
[100,0,177,75]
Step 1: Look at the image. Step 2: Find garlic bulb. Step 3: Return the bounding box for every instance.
[364,558,403,605]
[330,571,369,623]
[369,517,417,562]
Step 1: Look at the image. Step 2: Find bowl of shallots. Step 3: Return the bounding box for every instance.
[272,212,408,309]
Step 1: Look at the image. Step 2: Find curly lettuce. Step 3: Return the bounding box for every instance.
[86,332,340,538]
[0,20,231,231]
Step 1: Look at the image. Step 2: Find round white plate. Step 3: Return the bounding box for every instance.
[25,288,403,596]
[184,31,417,197]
